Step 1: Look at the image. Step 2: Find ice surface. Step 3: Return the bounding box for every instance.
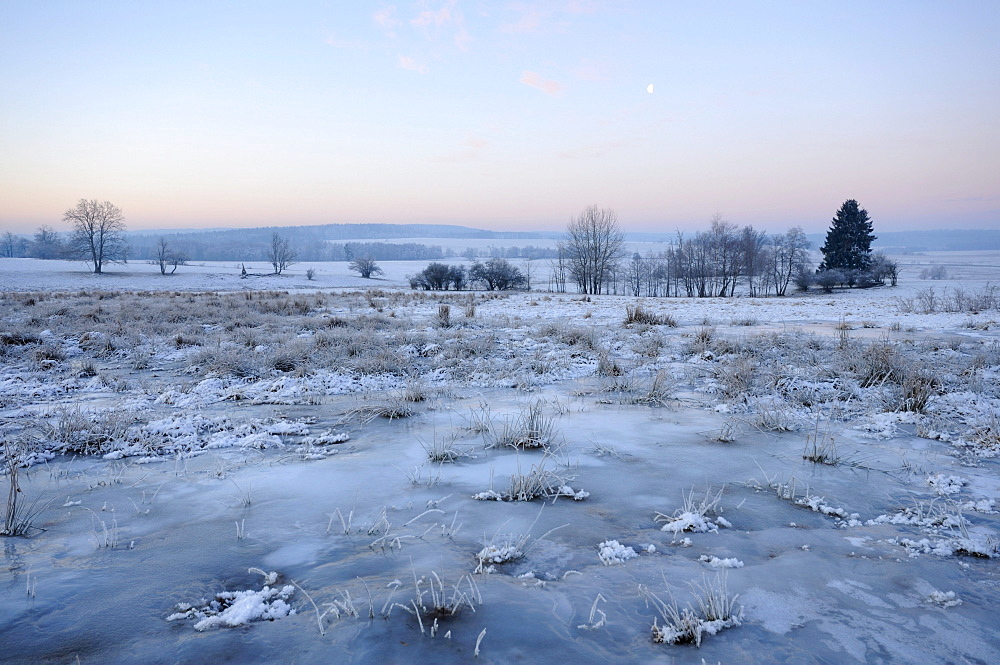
[1,256,999,664]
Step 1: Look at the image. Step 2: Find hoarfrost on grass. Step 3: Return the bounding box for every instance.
[699,555,744,569]
[167,569,295,631]
[597,539,638,565]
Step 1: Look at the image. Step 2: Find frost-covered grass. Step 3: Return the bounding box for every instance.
[167,569,295,631]
[420,432,468,463]
[473,510,566,574]
[597,540,638,565]
[748,472,858,524]
[3,257,1000,664]
[383,571,482,637]
[655,486,728,535]
[2,441,51,536]
[640,574,743,647]
[487,401,557,450]
[624,304,677,327]
[473,454,589,502]
[800,411,864,467]
[699,555,744,569]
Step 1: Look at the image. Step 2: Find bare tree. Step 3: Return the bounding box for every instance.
[410,262,458,290]
[564,205,625,295]
[30,225,64,259]
[1,231,19,258]
[63,199,128,273]
[739,225,768,297]
[348,256,383,278]
[625,252,644,297]
[867,252,899,287]
[470,257,526,290]
[707,216,740,297]
[768,227,810,296]
[155,237,186,275]
[548,245,569,292]
[520,258,534,290]
[267,232,297,275]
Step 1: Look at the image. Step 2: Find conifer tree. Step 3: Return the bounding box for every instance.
[818,200,876,273]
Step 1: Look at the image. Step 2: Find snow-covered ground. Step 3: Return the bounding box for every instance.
[1,255,999,664]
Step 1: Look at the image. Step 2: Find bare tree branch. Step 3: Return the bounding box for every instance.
[63,199,128,274]
[563,206,625,295]
[267,232,297,275]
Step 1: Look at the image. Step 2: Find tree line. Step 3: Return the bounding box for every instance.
[4,198,896,297]
[3,228,559,264]
[547,201,895,298]
[407,258,529,291]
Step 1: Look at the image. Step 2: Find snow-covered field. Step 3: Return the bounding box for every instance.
[1,255,999,664]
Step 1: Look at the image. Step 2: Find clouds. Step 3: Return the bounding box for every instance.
[501,6,543,34]
[4,2,997,233]
[373,6,400,37]
[373,1,472,72]
[410,1,454,28]
[520,71,564,95]
[398,55,428,74]
[411,0,471,52]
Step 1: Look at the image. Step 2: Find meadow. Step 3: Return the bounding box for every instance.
[0,253,998,664]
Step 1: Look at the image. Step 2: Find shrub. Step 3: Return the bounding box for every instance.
[470,258,526,291]
[920,265,948,280]
[814,269,844,293]
[624,304,676,327]
[410,263,466,291]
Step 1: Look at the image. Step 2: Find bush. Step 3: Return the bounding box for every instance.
[793,266,813,291]
[348,257,382,279]
[624,304,676,326]
[469,258,526,291]
[814,269,844,293]
[410,263,466,290]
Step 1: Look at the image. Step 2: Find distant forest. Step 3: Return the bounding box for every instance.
[5,223,1000,263]
[806,229,1000,253]
[126,223,563,261]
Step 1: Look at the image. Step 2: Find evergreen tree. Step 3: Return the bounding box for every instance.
[818,199,876,273]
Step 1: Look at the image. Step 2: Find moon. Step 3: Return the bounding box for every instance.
[647,83,654,94]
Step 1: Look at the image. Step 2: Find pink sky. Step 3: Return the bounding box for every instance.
[1,1,998,235]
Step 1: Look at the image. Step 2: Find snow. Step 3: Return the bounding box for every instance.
[596,540,638,565]
[167,571,296,631]
[926,589,962,607]
[699,555,744,568]
[1,254,1000,664]
[657,511,720,535]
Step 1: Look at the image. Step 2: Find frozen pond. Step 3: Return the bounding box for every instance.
[1,257,998,664]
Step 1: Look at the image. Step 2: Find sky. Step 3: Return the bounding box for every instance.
[1,1,998,235]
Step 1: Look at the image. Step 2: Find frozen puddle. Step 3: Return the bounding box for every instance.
[0,276,998,664]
